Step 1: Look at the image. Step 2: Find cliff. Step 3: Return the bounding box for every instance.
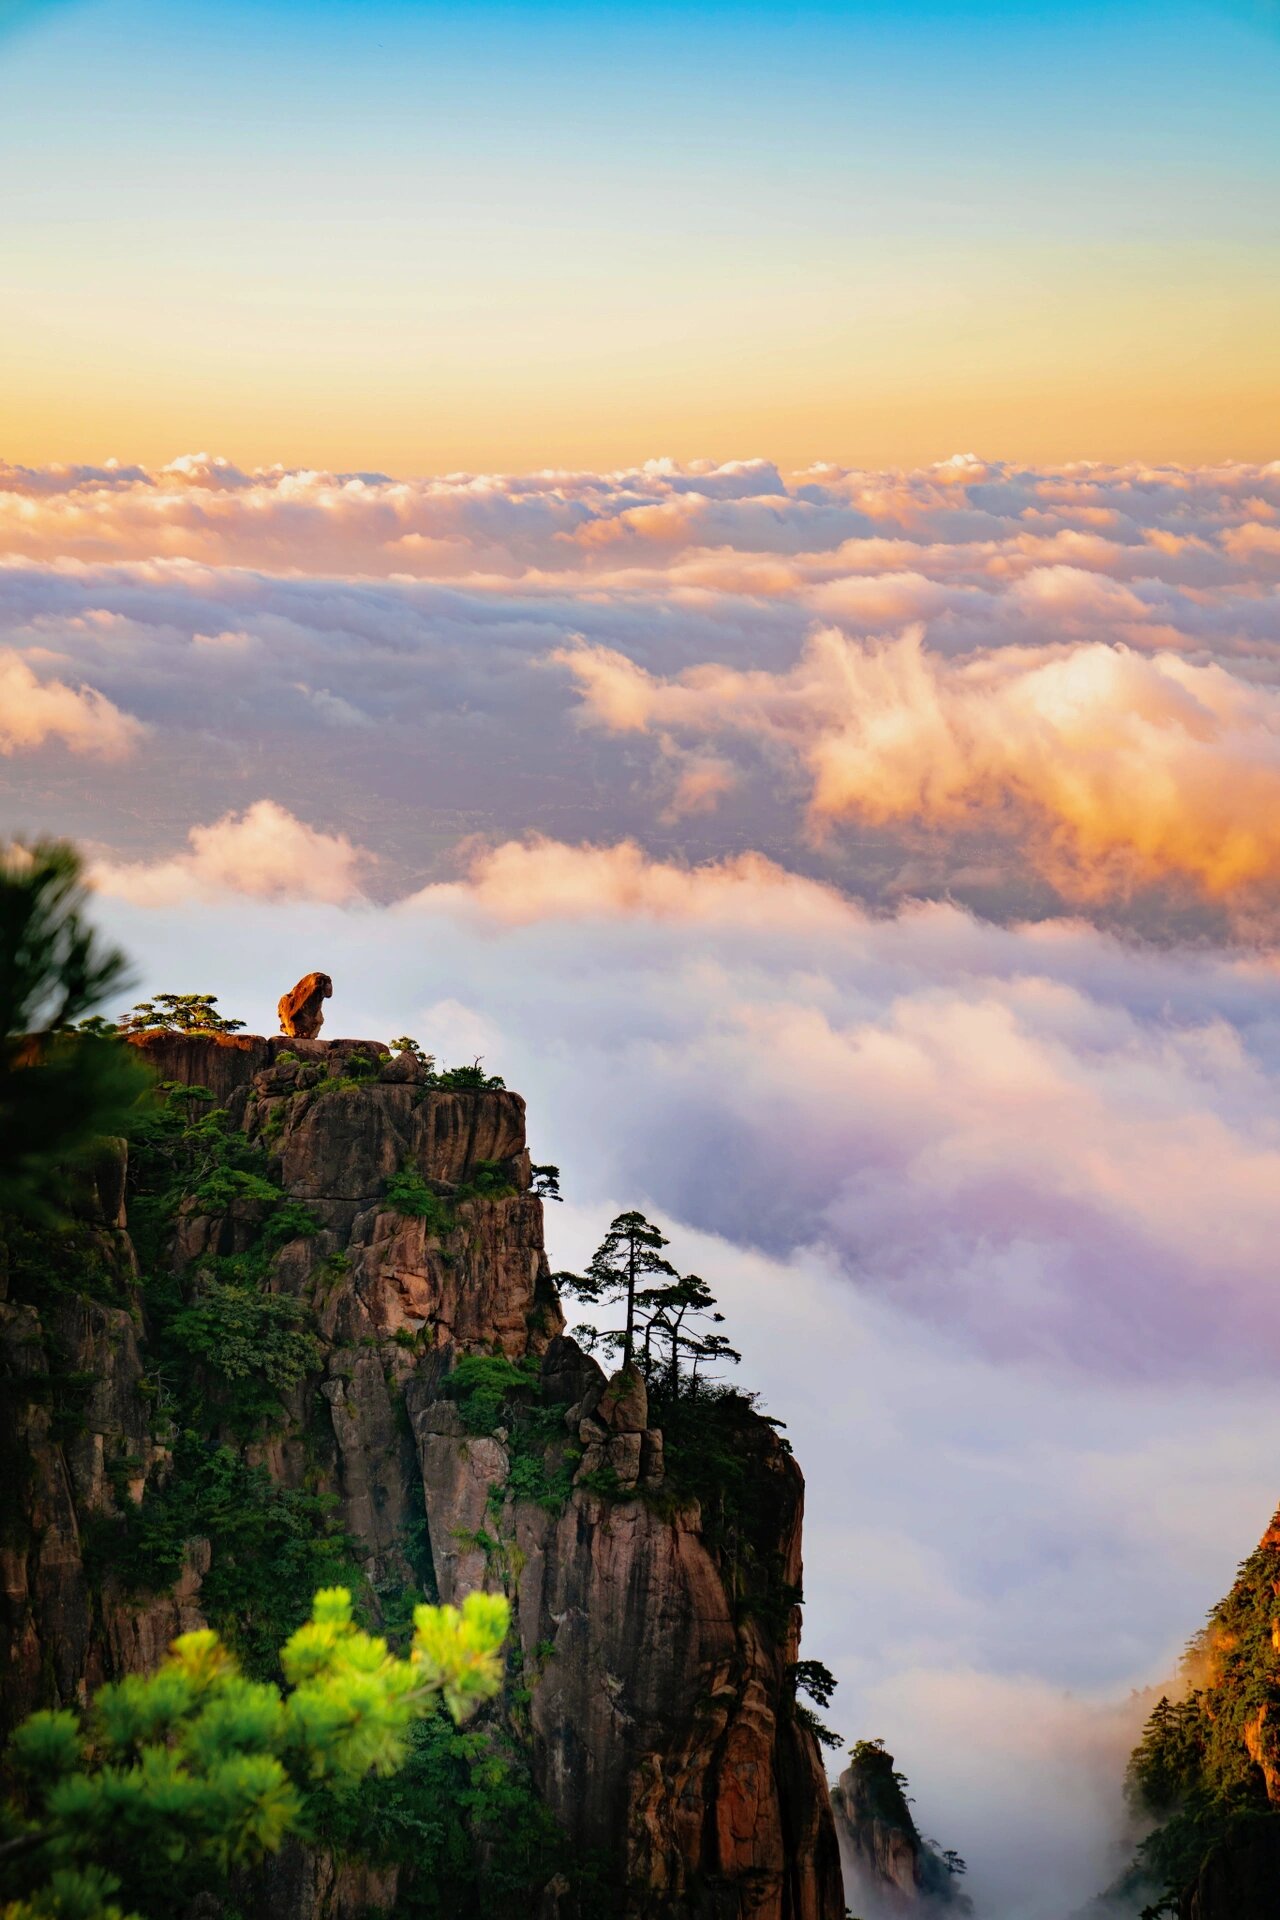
[831,1741,971,1917]
[1123,1503,1280,1920]
[0,1031,843,1920]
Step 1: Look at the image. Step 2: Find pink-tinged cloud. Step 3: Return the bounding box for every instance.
[0,650,143,757]
[3,453,1280,586]
[94,827,1280,1377]
[6,451,1280,936]
[659,748,738,822]
[92,799,370,905]
[402,839,1280,1373]
[555,628,1280,907]
[428,836,835,925]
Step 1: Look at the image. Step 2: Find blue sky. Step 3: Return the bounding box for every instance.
[2,0,1276,469]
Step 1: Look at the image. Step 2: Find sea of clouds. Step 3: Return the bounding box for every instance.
[5,451,1280,930]
[6,452,1280,1915]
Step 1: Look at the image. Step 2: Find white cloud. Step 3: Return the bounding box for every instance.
[556,628,1280,911]
[92,799,371,905]
[0,650,143,758]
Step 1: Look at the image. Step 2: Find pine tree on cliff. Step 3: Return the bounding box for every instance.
[0,839,151,1218]
[0,1586,509,1920]
[644,1269,741,1397]
[554,1208,675,1371]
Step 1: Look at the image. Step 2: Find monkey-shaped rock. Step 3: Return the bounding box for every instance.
[278,971,332,1039]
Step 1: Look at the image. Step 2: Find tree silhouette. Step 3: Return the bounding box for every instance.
[554,1209,675,1372]
[0,840,151,1218]
[117,993,245,1035]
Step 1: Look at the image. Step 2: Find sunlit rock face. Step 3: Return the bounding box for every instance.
[0,1033,843,1919]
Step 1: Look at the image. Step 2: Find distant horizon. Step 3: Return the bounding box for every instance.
[6,443,1278,473]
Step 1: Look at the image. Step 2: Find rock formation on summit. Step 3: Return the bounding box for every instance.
[277,971,332,1038]
[0,1028,843,1920]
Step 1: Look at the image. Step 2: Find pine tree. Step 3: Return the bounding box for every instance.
[639,1270,741,1398]
[0,1586,509,1920]
[0,840,151,1219]
[554,1209,675,1372]
[116,994,245,1035]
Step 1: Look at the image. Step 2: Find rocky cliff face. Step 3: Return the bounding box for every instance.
[831,1743,971,1917]
[0,1032,843,1920]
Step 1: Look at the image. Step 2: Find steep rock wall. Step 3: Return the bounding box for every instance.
[0,1033,842,1920]
[830,1745,971,1917]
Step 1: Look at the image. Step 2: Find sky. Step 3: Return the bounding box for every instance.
[4,1,1280,1914]
[2,0,1279,470]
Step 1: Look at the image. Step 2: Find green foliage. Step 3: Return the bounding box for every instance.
[434,1060,505,1090]
[383,1044,511,1092]
[503,1442,575,1514]
[261,1198,321,1252]
[167,1281,321,1397]
[638,1268,741,1395]
[385,1160,516,1231]
[88,1439,360,1675]
[59,1084,356,1649]
[1124,1523,1280,1911]
[0,1205,134,1314]
[316,1709,610,1919]
[792,1658,838,1709]
[794,1703,842,1751]
[554,1209,676,1372]
[125,1083,267,1268]
[0,1587,509,1920]
[116,993,244,1035]
[844,1742,909,1831]
[383,1166,454,1233]
[389,1036,435,1071]
[443,1354,539,1435]
[841,1738,972,1901]
[558,1213,739,1392]
[456,1160,517,1202]
[124,1085,324,1437]
[0,840,151,1220]
[789,1659,842,1749]
[439,1356,577,1514]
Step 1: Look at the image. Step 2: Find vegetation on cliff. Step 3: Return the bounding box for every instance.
[0,845,845,1920]
[1123,1509,1280,1917]
[1,1586,508,1920]
[831,1739,970,1913]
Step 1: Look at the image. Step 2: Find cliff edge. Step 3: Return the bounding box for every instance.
[0,1031,843,1920]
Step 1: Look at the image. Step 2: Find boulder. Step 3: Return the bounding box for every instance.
[278,972,333,1039]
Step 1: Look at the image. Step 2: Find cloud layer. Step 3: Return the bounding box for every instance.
[4,453,1280,930]
[557,627,1280,909]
